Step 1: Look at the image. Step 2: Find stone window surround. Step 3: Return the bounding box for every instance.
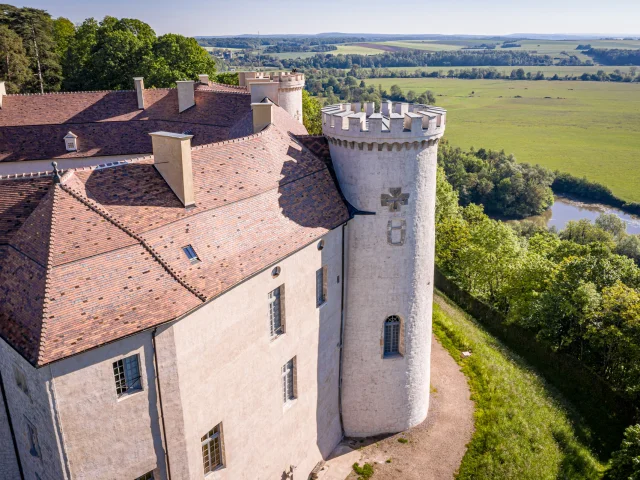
[316,265,328,308]
[381,315,405,359]
[268,284,286,339]
[282,356,298,409]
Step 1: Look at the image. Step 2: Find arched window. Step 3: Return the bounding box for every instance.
[384,315,401,357]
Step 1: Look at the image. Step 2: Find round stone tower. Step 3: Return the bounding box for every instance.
[239,71,305,123]
[322,100,446,437]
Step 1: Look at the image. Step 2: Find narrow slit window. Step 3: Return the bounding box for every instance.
[316,266,327,307]
[269,286,284,338]
[282,358,296,404]
[202,423,224,474]
[182,245,200,263]
[384,316,401,357]
[113,355,142,397]
[26,421,40,458]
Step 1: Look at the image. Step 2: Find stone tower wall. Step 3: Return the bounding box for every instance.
[322,101,446,437]
[240,71,305,123]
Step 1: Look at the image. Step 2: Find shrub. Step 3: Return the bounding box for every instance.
[352,462,374,480]
[608,424,640,479]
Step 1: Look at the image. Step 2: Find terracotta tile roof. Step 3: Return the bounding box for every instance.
[0,89,253,162]
[0,119,350,367]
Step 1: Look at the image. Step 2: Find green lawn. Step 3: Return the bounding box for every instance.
[370,78,640,203]
[433,294,605,479]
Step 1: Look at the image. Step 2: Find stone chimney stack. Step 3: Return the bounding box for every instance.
[0,81,6,109]
[198,74,209,85]
[150,132,195,207]
[176,81,195,113]
[251,100,274,134]
[133,77,145,109]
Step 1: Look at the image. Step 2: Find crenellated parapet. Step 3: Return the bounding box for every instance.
[238,71,305,91]
[321,101,446,149]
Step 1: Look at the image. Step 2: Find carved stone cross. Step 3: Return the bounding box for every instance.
[380,188,410,212]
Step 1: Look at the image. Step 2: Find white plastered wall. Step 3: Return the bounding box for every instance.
[156,228,344,480]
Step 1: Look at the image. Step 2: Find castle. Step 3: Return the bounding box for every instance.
[0,72,445,480]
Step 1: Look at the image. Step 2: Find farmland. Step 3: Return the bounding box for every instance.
[369,78,640,202]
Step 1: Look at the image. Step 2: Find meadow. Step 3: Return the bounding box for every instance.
[360,65,639,76]
[369,77,640,203]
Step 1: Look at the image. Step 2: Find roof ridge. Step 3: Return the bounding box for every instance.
[59,180,208,302]
[191,123,274,152]
[5,90,136,97]
[37,184,62,365]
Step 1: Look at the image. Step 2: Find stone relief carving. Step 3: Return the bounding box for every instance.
[380,188,409,212]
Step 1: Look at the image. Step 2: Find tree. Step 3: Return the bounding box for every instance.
[1,6,61,93]
[608,424,640,480]
[61,18,98,91]
[149,33,216,86]
[596,213,628,239]
[616,235,640,264]
[0,24,29,92]
[302,90,322,135]
[559,219,614,246]
[52,17,74,60]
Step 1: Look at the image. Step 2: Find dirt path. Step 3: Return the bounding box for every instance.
[343,334,475,479]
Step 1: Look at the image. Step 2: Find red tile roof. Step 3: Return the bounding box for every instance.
[0,88,253,161]
[0,117,350,366]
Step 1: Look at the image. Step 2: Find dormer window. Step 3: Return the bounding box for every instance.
[182,245,200,263]
[64,131,78,151]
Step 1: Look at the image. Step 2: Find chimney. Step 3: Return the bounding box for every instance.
[64,131,78,151]
[0,81,6,109]
[150,132,195,207]
[251,100,274,133]
[248,82,280,105]
[133,77,145,109]
[176,80,195,113]
[198,74,209,85]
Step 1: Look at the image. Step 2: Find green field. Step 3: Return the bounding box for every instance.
[333,44,385,55]
[370,77,640,202]
[355,65,639,76]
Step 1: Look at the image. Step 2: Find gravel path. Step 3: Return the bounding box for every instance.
[345,334,475,479]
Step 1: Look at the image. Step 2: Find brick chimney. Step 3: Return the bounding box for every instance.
[251,100,274,133]
[150,132,195,207]
[133,77,145,109]
[0,81,6,109]
[176,81,195,113]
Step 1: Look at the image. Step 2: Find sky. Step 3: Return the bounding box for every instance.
[16,0,640,36]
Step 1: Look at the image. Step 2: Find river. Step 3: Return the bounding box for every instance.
[518,196,640,235]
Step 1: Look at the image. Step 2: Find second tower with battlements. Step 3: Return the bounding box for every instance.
[322,100,446,437]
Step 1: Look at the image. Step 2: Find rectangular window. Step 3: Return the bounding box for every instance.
[268,286,284,338]
[14,367,29,397]
[182,245,200,263]
[135,472,154,480]
[26,421,39,458]
[113,355,142,397]
[282,358,296,404]
[201,423,224,474]
[316,266,327,307]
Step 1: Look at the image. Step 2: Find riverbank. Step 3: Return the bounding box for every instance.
[514,195,640,234]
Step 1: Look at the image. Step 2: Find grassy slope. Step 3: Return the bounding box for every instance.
[433,294,604,479]
[371,78,640,203]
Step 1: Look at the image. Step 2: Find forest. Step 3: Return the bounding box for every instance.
[0,5,218,93]
[434,161,640,478]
